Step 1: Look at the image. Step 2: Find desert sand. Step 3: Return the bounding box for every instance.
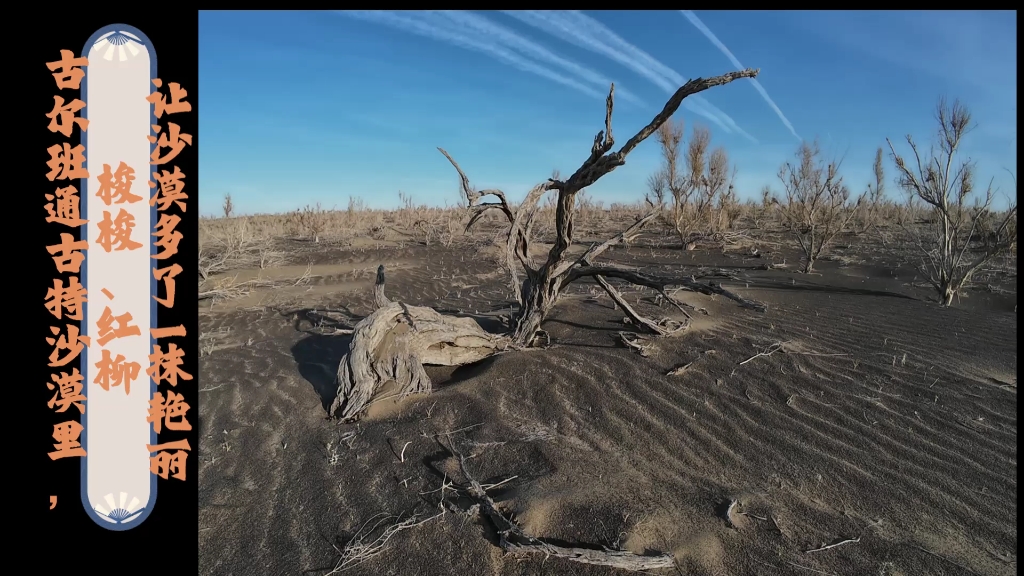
[197,212,1016,576]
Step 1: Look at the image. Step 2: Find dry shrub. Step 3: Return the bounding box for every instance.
[773,140,863,273]
[437,211,459,247]
[198,216,280,282]
[574,189,598,231]
[648,119,735,249]
[347,196,365,216]
[298,202,329,243]
[222,193,234,219]
[854,147,887,235]
[887,98,1018,306]
[716,185,742,232]
[747,186,775,230]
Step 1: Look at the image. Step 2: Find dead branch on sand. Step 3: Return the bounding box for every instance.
[618,332,653,357]
[667,361,694,376]
[738,341,788,365]
[737,341,851,367]
[440,436,675,571]
[804,536,861,554]
[330,69,766,421]
[329,510,443,574]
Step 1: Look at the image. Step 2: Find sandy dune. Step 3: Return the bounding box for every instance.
[198,231,1016,576]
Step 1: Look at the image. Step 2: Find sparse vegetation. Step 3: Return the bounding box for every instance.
[198,97,1017,311]
[196,93,1019,576]
[331,69,767,422]
[197,18,1017,576]
[198,97,1016,313]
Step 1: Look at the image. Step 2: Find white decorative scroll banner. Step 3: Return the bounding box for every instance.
[80,25,157,530]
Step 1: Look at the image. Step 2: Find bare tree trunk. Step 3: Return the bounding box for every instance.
[510,265,567,347]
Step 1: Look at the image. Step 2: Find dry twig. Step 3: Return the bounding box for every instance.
[739,341,788,365]
[804,536,861,554]
[329,511,443,573]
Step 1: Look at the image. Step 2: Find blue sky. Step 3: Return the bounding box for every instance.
[198,10,1017,215]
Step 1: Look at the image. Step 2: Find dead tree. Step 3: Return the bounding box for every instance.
[886,98,1018,306]
[331,69,765,421]
[774,141,863,273]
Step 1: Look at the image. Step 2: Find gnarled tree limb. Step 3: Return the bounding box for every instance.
[593,274,685,336]
[552,211,658,278]
[438,147,559,303]
[564,265,766,312]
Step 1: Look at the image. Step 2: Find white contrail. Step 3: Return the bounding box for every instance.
[680,10,801,142]
[502,11,677,94]
[573,10,761,144]
[557,10,759,144]
[504,10,758,144]
[337,11,623,103]
[432,10,645,106]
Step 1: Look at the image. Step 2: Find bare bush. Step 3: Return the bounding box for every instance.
[716,184,742,232]
[347,196,365,216]
[284,210,303,238]
[854,147,886,235]
[397,191,416,226]
[329,511,442,574]
[298,202,329,243]
[649,119,734,249]
[774,141,863,273]
[575,189,597,230]
[749,185,774,230]
[197,216,282,300]
[437,211,459,247]
[887,98,1018,306]
[647,119,680,237]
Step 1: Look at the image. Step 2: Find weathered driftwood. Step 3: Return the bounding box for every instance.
[500,540,675,571]
[330,268,509,420]
[331,69,766,421]
[372,264,391,309]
